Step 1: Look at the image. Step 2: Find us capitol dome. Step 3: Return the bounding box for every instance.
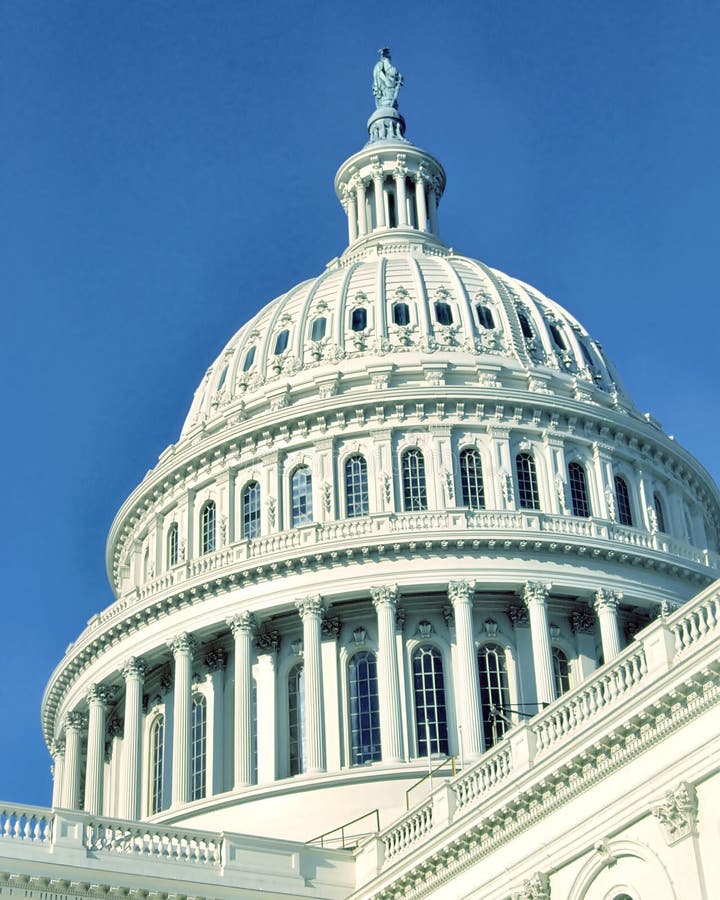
[7,51,719,900]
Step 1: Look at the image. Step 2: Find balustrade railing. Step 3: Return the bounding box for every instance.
[669,585,720,657]
[382,800,434,862]
[86,818,221,864]
[0,805,52,843]
[453,745,513,812]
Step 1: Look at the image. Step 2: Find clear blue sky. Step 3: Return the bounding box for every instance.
[1,1,718,805]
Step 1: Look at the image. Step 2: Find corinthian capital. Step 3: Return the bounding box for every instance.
[86,684,112,707]
[652,781,698,845]
[370,584,400,610]
[296,595,324,620]
[204,647,228,672]
[522,581,552,609]
[65,710,87,732]
[227,612,256,637]
[121,656,147,681]
[594,588,623,613]
[51,738,65,758]
[168,632,197,656]
[448,580,475,605]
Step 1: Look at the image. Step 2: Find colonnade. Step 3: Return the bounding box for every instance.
[50,583,626,816]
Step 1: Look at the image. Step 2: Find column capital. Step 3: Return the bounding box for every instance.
[522,581,552,609]
[255,628,281,655]
[86,683,113,707]
[168,631,197,656]
[122,656,147,681]
[570,606,596,635]
[508,603,530,628]
[321,616,341,640]
[370,583,400,610]
[594,588,623,613]
[205,647,228,672]
[448,580,475,605]
[65,710,87,732]
[51,738,65,758]
[228,612,256,637]
[296,595,324,620]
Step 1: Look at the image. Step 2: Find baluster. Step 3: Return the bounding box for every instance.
[689,613,700,642]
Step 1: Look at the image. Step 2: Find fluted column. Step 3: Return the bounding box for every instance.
[594,589,623,663]
[415,173,428,231]
[205,648,227,795]
[393,162,408,226]
[62,711,86,809]
[356,180,367,236]
[522,582,556,707]
[296,596,326,773]
[371,584,404,764]
[372,164,385,229]
[84,684,111,814]
[448,580,484,758]
[51,740,65,808]
[228,613,255,788]
[346,191,358,243]
[427,181,439,234]
[169,632,196,806]
[120,657,146,819]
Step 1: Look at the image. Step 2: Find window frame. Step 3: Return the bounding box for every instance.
[459,447,486,509]
[167,522,179,569]
[401,447,428,512]
[290,466,313,527]
[411,643,449,758]
[568,461,591,518]
[191,693,207,801]
[347,650,382,765]
[477,642,511,750]
[149,713,165,815]
[200,500,217,555]
[241,480,262,540]
[614,475,633,527]
[344,454,369,518]
[515,452,540,511]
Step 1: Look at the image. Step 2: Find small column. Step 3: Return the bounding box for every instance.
[84,684,111,815]
[62,711,87,810]
[594,589,623,663]
[427,181,439,235]
[522,582,556,707]
[393,160,408,226]
[347,191,358,243]
[120,656,146,820]
[296,596,326,773]
[415,173,428,232]
[372,163,386,229]
[371,584,405,764]
[448,581,484,758]
[255,630,280,784]
[51,740,65,808]
[228,613,255,788]
[205,648,227,795]
[356,180,368,236]
[169,632,196,806]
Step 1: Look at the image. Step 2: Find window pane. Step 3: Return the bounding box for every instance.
[516,453,540,510]
[412,646,448,756]
[191,695,207,801]
[242,481,261,539]
[348,651,381,764]
[460,448,485,509]
[402,449,427,511]
[274,329,289,355]
[393,302,409,326]
[434,301,453,325]
[552,647,570,696]
[568,462,591,518]
[201,501,216,554]
[150,716,164,815]
[614,476,633,526]
[351,308,367,332]
[548,323,566,350]
[654,492,666,533]
[345,455,369,518]
[167,524,179,568]
[216,365,228,390]
[476,304,495,330]
[311,317,326,341]
[242,346,256,371]
[478,644,510,749]
[288,664,305,775]
[291,467,313,526]
[518,311,534,339]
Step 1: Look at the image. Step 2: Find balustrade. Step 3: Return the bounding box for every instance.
[453,746,512,812]
[0,806,52,843]
[383,800,434,861]
[86,818,221,865]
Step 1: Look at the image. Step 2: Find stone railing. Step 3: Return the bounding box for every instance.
[0,805,52,843]
[670,583,720,657]
[382,800,434,862]
[86,817,221,864]
[453,744,513,813]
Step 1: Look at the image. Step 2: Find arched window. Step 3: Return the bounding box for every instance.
[412,646,448,756]
[167,523,179,569]
[459,448,485,509]
[274,329,289,355]
[402,448,427,512]
[143,547,150,583]
[191,695,207,801]
[518,311,534,339]
[288,663,305,775]
[568,462,591,518]
[653,492,666,533]
[578,339,595,369]
[310,317,326,341]
[392,302,410,326]
[516,453,540,510]
[552,647,570,697]
[614,476,633,526]
[351,308,367,332]
[478,644,510,749]
[216,364,228,391]
[242,346,256,371]
[434,301,453,325]
[345,455,369,518]
[548,322,567,351]
[200,501,216,554]
[348,651,381,765]
[149,715,165,815]
[291,466,313,526]
[242,481,261,539]
[476,304,495,330]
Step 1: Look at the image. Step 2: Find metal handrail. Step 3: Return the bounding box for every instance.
[405,756,457,810]
[307,808,381,849]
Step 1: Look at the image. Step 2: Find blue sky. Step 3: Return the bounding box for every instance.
[1,1,718,805]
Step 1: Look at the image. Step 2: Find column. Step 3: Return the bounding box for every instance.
[62,711,86,809]
[393,162,408,226]
[296,596,326,773]
[594,589,623,663]
[356,180,367,236]
[371,584,405,764]
[372,164,385,229]
[321,615,342,772]
[522,582,556,707]
[570,606,599,679]
[120,656,146,820]
[415,173,428,232]
[347,191,358,243]
[427,181,439,234]
[84,684,110,815]
[205,648,227,795]
[448,581,484,758]
[51,740,65,808]
[255,630,279,784]
[169,632,196,806]
[228,613,255,788]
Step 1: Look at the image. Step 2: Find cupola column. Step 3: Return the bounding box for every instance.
[415,173,428,232]
[346,190,358,243]
[120,657,146,819]
[371,162,386,229]
[448,581,484,758]
[393,161,409,226]
[355,179,368,236]
[169,632,197,806]
[371,584,405,764]
[228,613,255,788]
[84,684,110,815]
[62,711,86,809]
[522,582,556,707]
[204,648,227,796]
[594,589,623,662]
[50,740,65,808]
[427,181,439,235]
[296,596,326,773]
